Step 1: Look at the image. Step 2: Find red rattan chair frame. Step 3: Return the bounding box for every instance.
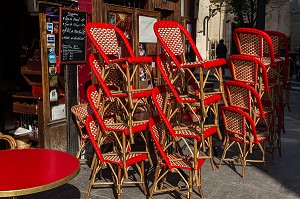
[153,20,226,119]
[71,103,93,159]
[148,116,205,198]
[86,22,153,143]
[85,114,148,198]
[151,85,217,170]
[219,106,269,178]
[86,84,152,173]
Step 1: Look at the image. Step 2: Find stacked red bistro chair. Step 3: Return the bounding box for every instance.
[227,54,281,159]
[148,115,206,198]
[153,20,227,153]
[264,30,291,136]
[233,27,285,157]
[155,56,218,170]
[85,22,153,143]
[86,84,153,178]
[219,81,270,178]
[85,114,148,198]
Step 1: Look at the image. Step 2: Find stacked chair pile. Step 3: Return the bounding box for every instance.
[83,22,154,199]
[218,28,291,178]
[72,19,291,198]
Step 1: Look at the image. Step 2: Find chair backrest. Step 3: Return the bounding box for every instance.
[0,132,17,149]
[148,116,173,170]
[264,30,289,60]
[155,54,185,103]
[86,83,118,132]
[71,103,93,130]
[153,20,203,67]
[85,114,106,163]
[151,85,178,138]
[85,22,135,64]
[221,106,260,144]
[234,28,275,66]
[224,80,265,118]
[228,54,269,92]
[89,53,125,98]
[264,30,290,84]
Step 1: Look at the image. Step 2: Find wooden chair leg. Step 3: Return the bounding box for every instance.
[188,169,193,199]
[196,168,204,198]
[241,144,247,178]
[117,165,122,199]
[218,137,230,170]
[140,161,147,196]
[87,161,99,197]
[149,164,161,199]
[209,136,216,171]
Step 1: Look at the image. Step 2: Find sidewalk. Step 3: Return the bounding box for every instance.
[23,73,300,199]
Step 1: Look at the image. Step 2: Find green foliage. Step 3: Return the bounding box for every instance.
[227,0,269,27]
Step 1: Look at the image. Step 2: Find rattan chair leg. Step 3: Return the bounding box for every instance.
[241,144,247,178]
[218,139,233,170]
[117,165,122,199]
[208,136,216,171]
[149,164,161,199]
[87,161,99,197]
[140,161,147,196]
[188,170,193,199]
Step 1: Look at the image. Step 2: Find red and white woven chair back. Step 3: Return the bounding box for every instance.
[234,28,275,64]
[89,53,124,96]
[86,22,135,63]
[221,106,258,143]
[229,55,258,85]
[86,84,118,128]
[264,35,280,57]
[71,103,93,129]
[154,24,184,56]
[148,116,172,169]
[154,20,203,63]
[228,54,270,92]
[264,30,289,59]
[224,81,265,118]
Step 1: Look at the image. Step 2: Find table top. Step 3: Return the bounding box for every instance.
[0,148,80,197]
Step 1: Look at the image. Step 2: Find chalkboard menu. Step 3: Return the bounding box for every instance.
[59,8,87,64]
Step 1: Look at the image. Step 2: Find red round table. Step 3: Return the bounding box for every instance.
[0,148,80,197]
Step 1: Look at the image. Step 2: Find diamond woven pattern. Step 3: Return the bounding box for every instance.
[239,34,261,56]
[71,104,93,128]
[158,27,184,56]
[228,85,250,109]
[232,59,256,83]
[92,58,122,88]
[224,110,244,136]
[90,27,119,55]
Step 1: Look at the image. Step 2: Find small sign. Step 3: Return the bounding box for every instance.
[47,34,55,48]
[48,49,56,63]
[50,89,58,102]
[47,21,53,34]
[51,104,66,120]
[53,21,59,34]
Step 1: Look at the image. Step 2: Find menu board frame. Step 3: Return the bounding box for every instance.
[59,7,87,64]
